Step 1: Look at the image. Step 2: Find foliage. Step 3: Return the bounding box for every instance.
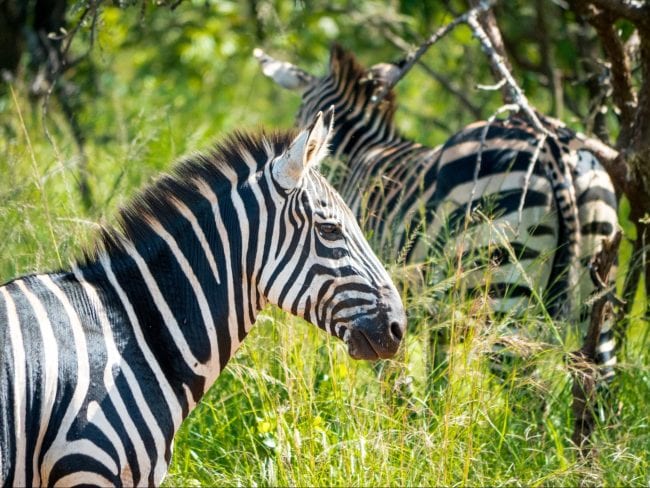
[0,0,648,486]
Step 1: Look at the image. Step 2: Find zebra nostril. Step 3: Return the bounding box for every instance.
[390,320,404,342]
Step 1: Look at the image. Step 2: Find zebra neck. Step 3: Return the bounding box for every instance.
[76,197,262,417]
[338,137,429,211]
[332,112,401,163]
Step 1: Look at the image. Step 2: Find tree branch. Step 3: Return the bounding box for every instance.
[466,11,551,136]
[570,0,637,146]
[570,231,622,455]
[589,0,650,26]
[379,27,483,119]
[469,0,513,103]
[367,0,497,103]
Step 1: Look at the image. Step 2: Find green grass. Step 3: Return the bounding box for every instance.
[1,18,649,485]
[161,292,650,486]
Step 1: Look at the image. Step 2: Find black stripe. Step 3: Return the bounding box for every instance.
[95,394,141,484]
[48,453,120,486]
[7,281,41,485]
[581,221,614,236]
[467,282,532,299]
[435,148,546,203]
[132,221,212,368]
[239,178,262,324]
[577,186,617,209]
[427,189,552,257]
[18,276,79,468]
[527,223,555,237]
[99,254,182,435]
[0,286,17,486]
[216,180,247,343]
[113,370,159,485]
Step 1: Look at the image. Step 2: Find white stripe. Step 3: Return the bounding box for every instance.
[240,151,269,321]
[218,161,255,330]
[146,218,220,384]
[601,356,617,367]
[1,287,26,487]
[97,254,183,459]
[37,274,104,485]
[239,149,258,172]
[15,279,59,487]
[597,339,615,354]
[120,240,210,379]
[194,177,243,357]
[55,472,113,486]
[229,179,253,329]
[86,401,130,486]
[242,169,271,318]
[37,275,118,485]
[170,197,221,285]
[74,267,168,485]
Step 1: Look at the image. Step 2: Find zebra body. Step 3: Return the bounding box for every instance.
[255,45,618,377]
[0,110,406,486]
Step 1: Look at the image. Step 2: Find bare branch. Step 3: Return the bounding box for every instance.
[589,0,650,26]
[578,134,622,166]
[469,0,513,103]
[380,28,483,119]
[570,0,638,146]
[476,79,506,91]
[570,231,622,455]
[466,11,551,137]
[368,0,498,104]
[371,0,550,137]
[518,134,548,231]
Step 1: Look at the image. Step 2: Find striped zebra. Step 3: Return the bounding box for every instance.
[255,44,619,380]
[0,109,406,487]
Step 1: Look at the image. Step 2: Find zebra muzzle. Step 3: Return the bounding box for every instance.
[344,303,406,360]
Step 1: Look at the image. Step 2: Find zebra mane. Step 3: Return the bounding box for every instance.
[81,129,297,264]
[329,43,398,124]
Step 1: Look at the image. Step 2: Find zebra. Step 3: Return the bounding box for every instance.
[0,108,406,487]
[254,44,619,380]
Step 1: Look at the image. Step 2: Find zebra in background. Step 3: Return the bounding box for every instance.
[255,44,619,380]
[0,108,406,487]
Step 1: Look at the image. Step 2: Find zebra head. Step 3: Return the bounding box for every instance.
[261,108,405,359]
[254,45,397,158]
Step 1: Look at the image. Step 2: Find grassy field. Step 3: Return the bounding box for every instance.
[1,7,649,485]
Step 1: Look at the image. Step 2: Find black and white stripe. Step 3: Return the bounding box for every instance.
[256,45,618,380]
[0,110,406,486]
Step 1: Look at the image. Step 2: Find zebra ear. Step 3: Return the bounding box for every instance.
[254,48,315,91]
[273,108,334,189]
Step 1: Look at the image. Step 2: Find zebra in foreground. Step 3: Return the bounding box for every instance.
[255,44,619,380]
[0,109,406,487]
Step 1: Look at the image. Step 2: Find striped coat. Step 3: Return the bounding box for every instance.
[0,110,405,486]
[256,45,618,377]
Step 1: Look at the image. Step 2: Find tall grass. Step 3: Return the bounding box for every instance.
[1,48,648,487]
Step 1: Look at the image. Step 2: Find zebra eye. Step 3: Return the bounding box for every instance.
[317,222,343,240]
